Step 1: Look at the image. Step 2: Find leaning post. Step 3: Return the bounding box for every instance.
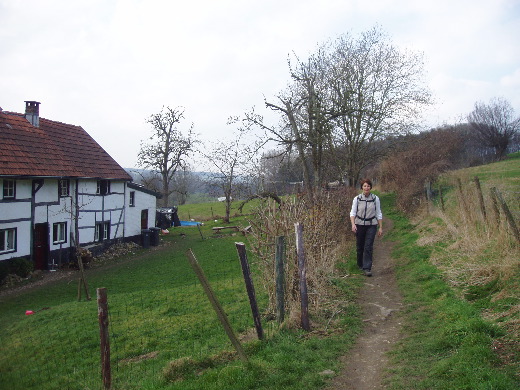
[295,222,310,331]
[235,242,264,340]
[474,176,487,222]
[185,249,248,362]
[491,187,520,244]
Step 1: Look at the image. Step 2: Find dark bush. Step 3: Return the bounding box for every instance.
[0,257,34,283]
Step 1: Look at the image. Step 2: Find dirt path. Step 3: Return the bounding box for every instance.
[325,219,404,390]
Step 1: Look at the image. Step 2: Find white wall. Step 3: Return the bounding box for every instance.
[0,179,32,260]
[124,185,157,238]
[0,178,156,263]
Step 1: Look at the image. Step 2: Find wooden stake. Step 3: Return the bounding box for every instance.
[491,187,520,244]
[275,236,286,324]
[185,249,248,362]
[295,222,310,331]
[474,176,487,221]
[235,242,264,340]
[97,288,111,390]
[489,187,501,226]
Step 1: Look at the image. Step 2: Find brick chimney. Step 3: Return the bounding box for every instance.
[25,101,41,127]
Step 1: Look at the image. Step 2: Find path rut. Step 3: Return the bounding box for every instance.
[326,219,403,389]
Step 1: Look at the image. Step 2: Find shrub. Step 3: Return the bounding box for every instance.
[246,188,357,322]
[0,257,34,284]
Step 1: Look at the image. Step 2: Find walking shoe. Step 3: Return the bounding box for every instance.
[363,269,372,277]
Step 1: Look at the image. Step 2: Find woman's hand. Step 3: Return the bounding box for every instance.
[351,225,357,233]
[378,227,383,237]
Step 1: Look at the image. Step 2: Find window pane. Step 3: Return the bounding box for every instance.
[3,180,15,198]
[59,224,65,241]
[7,230,14,249]
[53,223,66,243]
[59,180,69,196]
[0,229,15,251]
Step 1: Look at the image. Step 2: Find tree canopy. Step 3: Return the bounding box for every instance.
[246,27,431,199]
[138,106,197,207]
[467,97,520,161]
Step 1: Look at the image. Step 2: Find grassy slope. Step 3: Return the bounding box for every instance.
[383,153,519,389]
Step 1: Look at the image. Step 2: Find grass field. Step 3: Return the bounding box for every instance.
[175,199,260,222]
[0,215,364,390]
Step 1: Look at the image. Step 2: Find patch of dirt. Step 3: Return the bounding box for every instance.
[325,219,404,389]
[0,269,77,298]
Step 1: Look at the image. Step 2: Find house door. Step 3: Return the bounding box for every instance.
[141,209,148,229]
[33,223,49,270]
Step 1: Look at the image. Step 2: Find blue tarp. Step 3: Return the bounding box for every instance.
[179,221,201,226]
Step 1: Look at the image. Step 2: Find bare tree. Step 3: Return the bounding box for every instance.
[170,166,197,205]
[327,28,431,185]
[467,97,520,161]
[258,149,304,194]
[245,26,431,200]
[250,47,335,201]
[201,126,264,223]
[138,106,197,207]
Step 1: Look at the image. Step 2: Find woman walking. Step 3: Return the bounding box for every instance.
[350,179,383,276]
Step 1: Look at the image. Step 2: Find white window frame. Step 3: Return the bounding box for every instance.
[53,222,67,244]
[129,191,135,207]
[95,222,110,242]
[3,179,15,199]
[0,228,16,253]
[96,180,111,195]
[58,179,70,197]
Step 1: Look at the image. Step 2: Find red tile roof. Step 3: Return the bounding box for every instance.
[0,111,131,180]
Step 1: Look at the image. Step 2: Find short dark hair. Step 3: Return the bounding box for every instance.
[360,178,372,189]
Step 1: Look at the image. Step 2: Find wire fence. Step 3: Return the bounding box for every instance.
[1,243,278,390]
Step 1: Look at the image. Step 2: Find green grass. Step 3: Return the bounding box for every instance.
[176,199,261,222]
[0,218,363,390]
[380,194,519,389]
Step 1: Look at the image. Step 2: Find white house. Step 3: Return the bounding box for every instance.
[0,101,160,270]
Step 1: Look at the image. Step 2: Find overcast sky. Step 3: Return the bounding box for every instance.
[1,0,519,169]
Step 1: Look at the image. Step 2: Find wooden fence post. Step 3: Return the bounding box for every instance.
[490,187,520,244]
[474,176,487,221]
[294,223,310,331]
[489,187,501,226]
[185,249,248,362]
[97,288,111,390]
[196,223,205,240]
[275,236,286,324]
[235,242,264,340]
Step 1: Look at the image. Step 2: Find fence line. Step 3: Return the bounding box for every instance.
[1,227,315,389]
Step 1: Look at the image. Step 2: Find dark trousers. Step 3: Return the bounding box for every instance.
[355,224,377,270]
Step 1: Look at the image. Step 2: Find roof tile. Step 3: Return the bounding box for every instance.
[0,111,131,180]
